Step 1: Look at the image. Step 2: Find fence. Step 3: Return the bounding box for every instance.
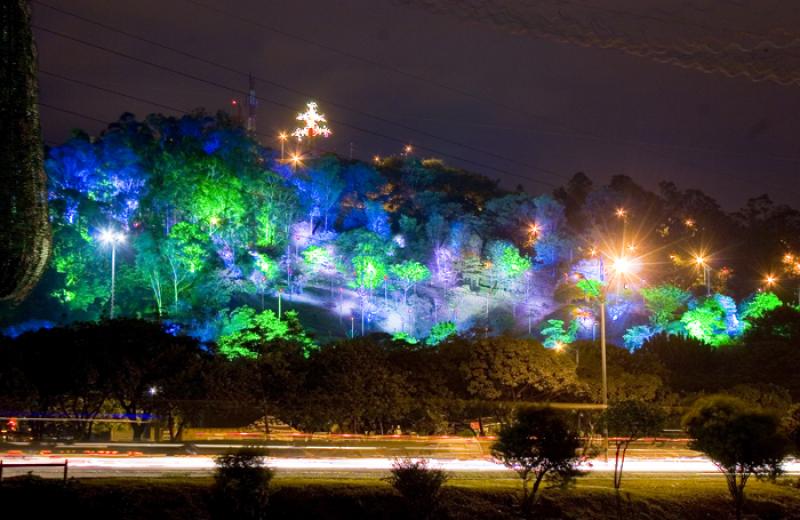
[0,459,68,482]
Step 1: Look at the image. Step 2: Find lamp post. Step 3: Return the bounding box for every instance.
[278,132,287,160]
[289,152,303,172]
[593,253,636,461]
[694,255,711,296]
[99,229,124,319]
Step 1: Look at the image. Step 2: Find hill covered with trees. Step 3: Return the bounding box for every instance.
[3,110,800,351]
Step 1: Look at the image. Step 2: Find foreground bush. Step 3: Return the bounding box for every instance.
[386,458,449,519]
[683,396,789,520]
[492,408,581,517]
[211,448,274,520]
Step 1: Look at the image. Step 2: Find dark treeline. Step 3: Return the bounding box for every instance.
[1,304,798,440]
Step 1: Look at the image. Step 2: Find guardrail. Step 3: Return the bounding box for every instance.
[0,459,68,482]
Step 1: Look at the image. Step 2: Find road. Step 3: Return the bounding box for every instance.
[2,455,800,479]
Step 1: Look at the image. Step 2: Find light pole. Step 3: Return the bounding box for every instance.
[99,229,124,319]
[694,255,711,296]
[289,152,303,172]
[278,131,287,160]
[590,253,636,461]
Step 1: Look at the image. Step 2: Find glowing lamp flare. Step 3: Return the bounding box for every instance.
[99,229,124,244]
[289,153,304,168]
[611,256,633,276]
[764,274,778,287]
[615,207,627,219]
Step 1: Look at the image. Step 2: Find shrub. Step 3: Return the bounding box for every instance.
[683,396,789,520]
[386,458,448,519]
[211,448,274,520]
[492,408,581,515]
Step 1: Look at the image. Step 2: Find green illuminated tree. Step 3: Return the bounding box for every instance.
[391,260,431,304]
[352,255,387,292]
[540,319,578,348]
[680,298,730,346]
[488,241,531,291]
[576,278,603,300]
[163,222,208,313]
[49,223,107,313]
[251,253,279,309]
[640,284,690,332]
[135,232,166,316]
[425,321,457,346]
[302,246,336,283]
[253,174,297,247]
[218,307,315,360]
[740,291,782,331]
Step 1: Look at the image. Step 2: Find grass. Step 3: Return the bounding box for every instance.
[2,472,799,519]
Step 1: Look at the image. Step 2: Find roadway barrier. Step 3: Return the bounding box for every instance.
[0,458,68,481]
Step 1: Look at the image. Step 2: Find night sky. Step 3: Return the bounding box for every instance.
[32,0,800,209]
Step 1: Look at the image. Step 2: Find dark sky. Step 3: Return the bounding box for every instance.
[32,0,800,209]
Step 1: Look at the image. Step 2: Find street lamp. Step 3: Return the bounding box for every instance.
[99,228,125,319]
[764,274,778,290]
[599,252,638,460]
[694,254,711,296]
[278,131,288,160]
[289,152,303,171]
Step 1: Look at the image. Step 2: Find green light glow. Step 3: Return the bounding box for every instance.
[218,307,315,359]
[576,278,603,300]
[352,255,387,290]
[680,298,730,347]
[640,284,691,331]
[741,291,783,331]
[392,331,418,344]
[540,318,578,348]
[425,321,457,345]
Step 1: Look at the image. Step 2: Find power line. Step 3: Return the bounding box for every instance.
[177,0,800,160]
[52,0,800,168]
[32,24,561,188]
[34,6,796,195]
[175,0,569,132]
[38,101,108,125]
[31,0,570,183]
[40,70,189,115]
[39,69,280,143]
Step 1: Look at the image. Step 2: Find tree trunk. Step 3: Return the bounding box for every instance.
[0,0,52,301]
[614,441,629,489]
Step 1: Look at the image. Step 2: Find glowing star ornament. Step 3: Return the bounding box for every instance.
[291,101,332,141]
